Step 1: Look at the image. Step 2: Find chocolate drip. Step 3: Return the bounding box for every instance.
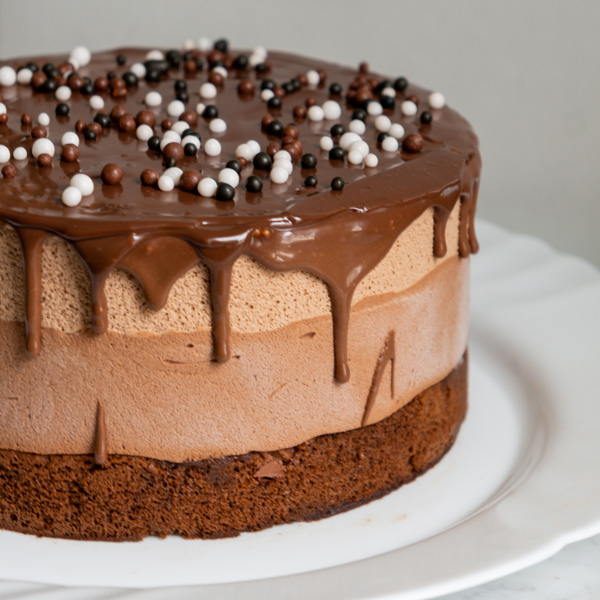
[433,206,450,258]
[362,331,396,426]
[94,399,108,467]
[16,228,46,357]
[0,48,481,382]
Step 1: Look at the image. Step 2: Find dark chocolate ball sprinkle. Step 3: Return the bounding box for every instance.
[267,96,282,110]
[80,82,93,95]
[213,38,229,53]
[176,91,189,103]
[166,50,181,68]
[94,113,111,128]
[116,54,126,66]
[377,131,390,145]
[55,103,70,116]
[148,135,162,151]
[245,175,263,193]
[232,54,249,70]
[420,111,433,125]
[329,82,342,95]
[164,157,178,168]
[351,109,367,122]
[304,175,318,187]
[329,146,345,161]
[261,79,276,91]
[202,105,218,119]
[253,152,272,170]
[331,177,345,191]
[216,182,235,201]
[301,153,317,169]
[174,79,187,92]
[83,128,97,141]
[41,78,57,93]
[184,143,198,156]
[330,123,346,138]
[380,95,395,110]
[226,159,243,174]
[265,120,284,137]
[122,72,138,87]
[394,77,408,92]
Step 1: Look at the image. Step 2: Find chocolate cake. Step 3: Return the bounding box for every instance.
[0,41,480,540]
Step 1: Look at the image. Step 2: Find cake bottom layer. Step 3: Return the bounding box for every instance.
[0,353,467,542]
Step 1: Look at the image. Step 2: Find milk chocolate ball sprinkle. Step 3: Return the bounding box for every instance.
[101,163,123,185]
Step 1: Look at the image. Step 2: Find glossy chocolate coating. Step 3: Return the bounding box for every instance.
[0,48,481,381]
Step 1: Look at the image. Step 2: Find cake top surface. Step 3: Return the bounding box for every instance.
[0,42,481,382]
[0,45,478,236]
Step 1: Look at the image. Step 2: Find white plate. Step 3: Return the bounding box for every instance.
[1,221,600,598]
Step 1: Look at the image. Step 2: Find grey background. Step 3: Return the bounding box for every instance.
[0,1,599,596]
[1,0,598,267]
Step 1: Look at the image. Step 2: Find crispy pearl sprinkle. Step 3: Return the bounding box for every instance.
[0,43,447,205]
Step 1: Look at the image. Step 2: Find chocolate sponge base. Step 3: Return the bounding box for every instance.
[0,354,467,541]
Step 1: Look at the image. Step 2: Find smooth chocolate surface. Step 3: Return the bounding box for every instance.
[0,48,480,382]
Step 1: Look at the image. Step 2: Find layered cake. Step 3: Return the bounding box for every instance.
[0,41,480,540]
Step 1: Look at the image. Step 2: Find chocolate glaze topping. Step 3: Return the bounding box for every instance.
[0,48,480,382]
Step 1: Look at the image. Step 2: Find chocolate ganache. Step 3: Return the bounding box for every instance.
[0,47,480,383]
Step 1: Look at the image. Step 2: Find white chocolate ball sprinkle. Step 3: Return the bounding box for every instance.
[70,173,94,196]
[70,46,91,67]
[260,89,274,102]
[348,119,366,135]
[199,82,217,99]
[246,140,261,156]
[55,86,72,102]
[158,175,175,192]
[388,123,405,139]
[163,167,183,185]
[0,145,11,163]
[170,120,189,135]
[61,132,79,147]
[273,159,293,175]
[401,100,418,116]
[349,140,369,158]
[307,105,325,121]
[181,135,201,149]
[209,118,227,133]
[37,112,50,126]
[12,146,27,161]
[218,168,240,188]
[270,166,289,184]
[340,132,361,150]
[374,115,392,132]
[167,100,185,118]
[144,91,162,107]
[306,70,320,86]
[145,50,164,60]
[204,138,221,156]
[130,62,146,78]
[89,95,105,110]
[198,37,212,52]
[429,91,446,109]
[367,102,383,116]
[62,186,82,207]
[382,136,399,152]
[273,150,292,162]
[381,87,396,98]
[0,103,6,116]
[365,153,379,168]
[198,177,217,197]
[136,124,154,142]
[32,138,55,158]
[322,100,342,121]
[16,68,33,85]
[320,136,334,151]
[235,143,253,161]
[195,102,206,115]
[347,150,364,165]
[0,66,17,87]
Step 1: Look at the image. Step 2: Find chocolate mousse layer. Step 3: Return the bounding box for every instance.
[0,353,467,541]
